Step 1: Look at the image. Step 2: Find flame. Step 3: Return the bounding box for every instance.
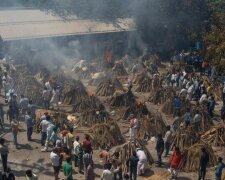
[136,99,144,105]
[115,86,121,92]
[88,91,94,97]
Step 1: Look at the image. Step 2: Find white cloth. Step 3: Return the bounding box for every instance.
[129,127,137,141]
[137,150,147,175]
[40,120,50,133]
[73,140,79,156]
[45,82,52,91]
[199,94,207,104]
[100,169,113,180]
[50,152,60,167]
[164,130,173,143]
[50,89,60,104]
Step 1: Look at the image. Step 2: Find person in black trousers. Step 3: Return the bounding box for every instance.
[127,151,139,180]
[0,138,9,172]
[198,147,209,180]
[156,134,164,167]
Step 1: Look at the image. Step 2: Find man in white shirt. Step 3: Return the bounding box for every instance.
[73,136,80,167]
[101,163,113,180]
[42,87,51,109]
[40,115,50,146]
[136,148,147,176]
[50,148,60,180]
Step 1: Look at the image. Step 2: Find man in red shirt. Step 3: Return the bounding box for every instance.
[169,147,185,179]
[83,134,92,154]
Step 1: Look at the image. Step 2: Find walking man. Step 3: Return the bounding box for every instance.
[11,119,19,147]
[164,125,173,157]
[198,147,209,180]
[156,134,164,167]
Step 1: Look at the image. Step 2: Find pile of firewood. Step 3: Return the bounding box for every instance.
[170,127,200,151]
[110,91,136,107]
[149,86,175,105]
[96,78,124,96]
[138,112,167,139]
[201,123,225,146]
[112,140,154,172]
[135,73,152,92]
[112,62,128,76]
[88,122,125,148]
[73,95,103,112]
[74,64,96,79]
[122,102,149,120]
[180,143,217,172]
[77,109,110,127]
[12,65,43,105]
[62,80,88,105]
[161,98,191,115]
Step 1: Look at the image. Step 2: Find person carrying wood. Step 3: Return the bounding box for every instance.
[136,148,147,176]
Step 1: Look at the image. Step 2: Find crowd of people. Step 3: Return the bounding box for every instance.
[0,50,224,180]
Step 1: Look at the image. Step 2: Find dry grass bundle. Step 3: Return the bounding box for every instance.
[201,123,225,146]
[112,62,128,76]
[88,122,125,148]
[170,127,200,151]
[62,80,88,105]
[110,91,136,107]
[12,65,43,105]
[112,140,154,172]
[138,112,167,139]
[96,78,123,96]
[180,143,217,172]
[77,109,110,127]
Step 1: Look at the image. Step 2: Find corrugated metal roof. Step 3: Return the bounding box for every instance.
[0,9,135,41]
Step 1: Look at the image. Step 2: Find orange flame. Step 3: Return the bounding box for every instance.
[88,91,95,97]
[136,99,144,105]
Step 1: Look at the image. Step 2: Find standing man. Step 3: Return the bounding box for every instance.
[215,157,225,180]
[25,112,34,141]
[156,134,164,167]
[42,87,51,110]
[73,136,80,167]
[11,119,19,147]
[42,120,55,152]
[63,157,73,180]
[19,95,29,120]
[173,96,181,117]
[0,138,9,172]
[193,110,202,131]
[127,151,139,180]
[66,128,74,154]
[164,125,173,157]
[198,147,209,180]
[50,148,60,180]
[39,115,50,146]
[83,151,93,179]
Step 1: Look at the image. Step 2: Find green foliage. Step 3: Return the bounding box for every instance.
[203,0,225,64]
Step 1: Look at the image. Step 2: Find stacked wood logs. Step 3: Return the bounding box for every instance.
[12,65,43,105]
[170,127,200,151]
[112,62,128,76]
[201,123,225,146]
[62,80,88,105]
[73,95,103,112]
[135,73,152,92]
[77,109,110,127]
[96,78,123,96]
[180,143,217,172]
[112,140,154,173]
[138,112,167,139]
[122,102,149,120]
[88,122,125,148]
[110,91,136,107]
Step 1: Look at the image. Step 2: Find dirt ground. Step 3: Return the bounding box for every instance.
[0,62,224,180]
